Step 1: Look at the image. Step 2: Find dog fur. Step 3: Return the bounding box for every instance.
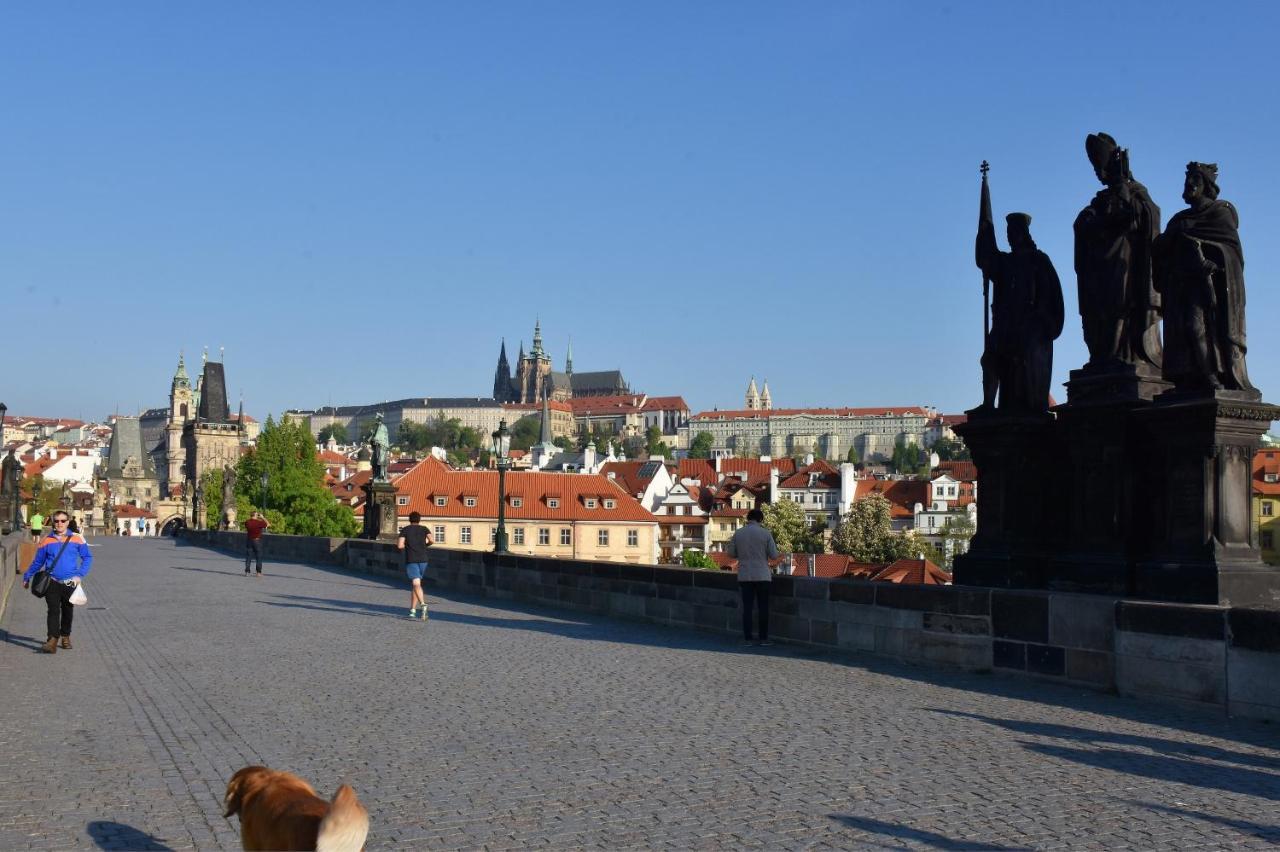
[224,765,369,852]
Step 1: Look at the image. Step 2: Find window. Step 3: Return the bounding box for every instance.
[1262,531,1273,549]
[514,528,525,545]
[585,498,597,509]
[433,525,446,542]
[464,497,476,507]
[627,529,638,547]
[489,527,496,544]
[512,497,522,508]
[560,528,571,545]
[547,498,559,509]
[460,526,472,544]
[538,528,550,545]
[598,529,610,546]
[397,496,408,506]
[1264,502,1275,517]
[435,496,447,507]
[604,499,615,509]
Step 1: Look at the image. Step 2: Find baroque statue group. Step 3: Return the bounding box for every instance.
[977,132,1256,413]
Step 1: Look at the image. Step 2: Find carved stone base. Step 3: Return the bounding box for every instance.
[361,481,401,542]
[951,410,1054,590]
[0,495,15,535]
[1066,360,1171,405]
[1132,393,1280,607]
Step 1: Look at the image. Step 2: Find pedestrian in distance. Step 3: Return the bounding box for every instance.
[244,511,270,577]
[22,511,93,654]
[397,511,433,620]
[727,508,784,647]
[29,510,44,542]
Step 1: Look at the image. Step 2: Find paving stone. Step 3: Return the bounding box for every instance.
[2,537,1279,849]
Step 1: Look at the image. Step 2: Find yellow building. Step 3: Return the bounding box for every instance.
[1255,447,1280,565]
[372,457,659,564]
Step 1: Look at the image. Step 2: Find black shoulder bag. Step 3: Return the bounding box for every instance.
[30,535,74,599]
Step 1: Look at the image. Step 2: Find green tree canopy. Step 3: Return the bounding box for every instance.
[645,425,671,460]
[688,431,715,460]
[932,436,971,462]
[761,499,808,555]
[317,423,348,444]
[509,415,541,452]
[832,493,918,563]
[237,415,359,537]
[681,549,718,569]
[22,475,63,520]
[846,447,860,465]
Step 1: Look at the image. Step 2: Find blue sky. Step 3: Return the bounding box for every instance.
[4,2,1279,423]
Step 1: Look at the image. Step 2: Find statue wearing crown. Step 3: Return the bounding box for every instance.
[1153,161,1256,396]
[1073,132,1163,371]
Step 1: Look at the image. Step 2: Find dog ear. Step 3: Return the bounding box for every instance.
[223,766,261,818]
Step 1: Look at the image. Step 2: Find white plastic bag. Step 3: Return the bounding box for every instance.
[69,583,87,606]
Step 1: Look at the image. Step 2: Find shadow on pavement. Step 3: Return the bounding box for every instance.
[0,629,43,651]
[828,814,1027,850]
[931,709,1280,769]
[1121,800,1280,842]
[86,821,173,851]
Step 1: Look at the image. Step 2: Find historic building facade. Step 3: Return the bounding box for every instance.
[492,321,629,404]
[681,406,932,462]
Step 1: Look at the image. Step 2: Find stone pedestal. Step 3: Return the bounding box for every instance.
[1132,393,1280,607]
[951,410,1055,590]
[361,481,400,542]
[0,495,15,535]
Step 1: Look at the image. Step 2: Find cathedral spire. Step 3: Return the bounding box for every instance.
[539,389,553,444]
[746,376,761,410]
[173,351,190,390]
[493,338,513,402]
[566,338,574,375]
[532,319,545,358]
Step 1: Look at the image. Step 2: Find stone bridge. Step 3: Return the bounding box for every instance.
[3,536,1280,849]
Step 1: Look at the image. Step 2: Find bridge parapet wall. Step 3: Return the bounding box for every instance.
[180,530,1280,722]
[0,531,26,625]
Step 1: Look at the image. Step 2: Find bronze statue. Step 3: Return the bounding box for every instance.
[368,413,390,483]
[975,165,1065,412]
[221,465,236,528]
[192,480,204,530]
[1153,162,1255,395]
[1073,133,1162,370]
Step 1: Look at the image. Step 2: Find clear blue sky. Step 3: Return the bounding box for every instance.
[4,2,1279,423]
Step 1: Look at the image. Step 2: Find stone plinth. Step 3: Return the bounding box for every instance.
[1131,393,1280,607]
[361,481,400,542]
[951,410,1055,590]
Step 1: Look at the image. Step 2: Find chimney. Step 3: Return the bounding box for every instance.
[808,553,816,577]
[839,463,856,515]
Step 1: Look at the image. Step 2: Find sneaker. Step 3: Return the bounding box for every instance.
[408,607,419,619]
[421,605,429,621]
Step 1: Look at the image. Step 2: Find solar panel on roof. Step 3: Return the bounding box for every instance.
[638,461,663,478]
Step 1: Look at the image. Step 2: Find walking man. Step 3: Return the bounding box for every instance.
[29,510,44,542]
[22,511,93,653]
[397,511,433,620]
[244,511,269,577]
[727,508,782,646]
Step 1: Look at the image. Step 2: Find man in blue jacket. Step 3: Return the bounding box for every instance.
[22,511,93,654]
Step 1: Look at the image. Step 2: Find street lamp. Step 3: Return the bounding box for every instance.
[260,471,269,513]
[491,419,512,554]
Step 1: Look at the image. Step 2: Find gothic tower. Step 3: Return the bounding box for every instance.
[516,320,554,403]
[746,376,761,410]
[760,379,772,410]
[493,339,514,402]
[566,338,574,376]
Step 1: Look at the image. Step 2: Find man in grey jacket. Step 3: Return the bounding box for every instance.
[727,508,783,646]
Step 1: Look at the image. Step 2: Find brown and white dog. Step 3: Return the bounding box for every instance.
[224,765,369,852]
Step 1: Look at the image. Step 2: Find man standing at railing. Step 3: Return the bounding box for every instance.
[727,508,783,647]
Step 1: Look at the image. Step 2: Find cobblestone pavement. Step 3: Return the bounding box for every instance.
[3,538,1280,850]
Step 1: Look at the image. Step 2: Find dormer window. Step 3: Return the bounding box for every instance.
[435,496,447,507]
[397,496,409,506]
[464,497,477,507]
[547,498,560,509]
[511,497,523,508]
[1267,473,1279,483]
[585,498,597,509]
[604,499,615,509]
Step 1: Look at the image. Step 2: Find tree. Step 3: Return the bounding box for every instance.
[22,475,62,521]
[552,436,574,450]
[762,499,808,555]
[645,426,671,460]
[940,514,976,568]
[933,436,971,462]
[509,415,541,451]
[317,423,348,444]
[832,494,919,563]
[198,468,225,530]
[237,416,359,537]
[846,447,860,465]
[681,549,718,570]
[688,431,715,460]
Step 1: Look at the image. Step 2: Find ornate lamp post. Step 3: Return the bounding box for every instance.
[491,420,512,554]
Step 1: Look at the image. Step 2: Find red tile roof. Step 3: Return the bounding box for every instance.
[936,461,977,481]
[714,457,797,483]
[1255,449,1280,497]
[370,456,658,523]
[112,504,157,519]
[503,400,574,414]
[873,557,951,585]
[642,396,690,411]
[674,458,716,485]
[854,479,929,519]
[780,459,841,489]
[567,394,646,413]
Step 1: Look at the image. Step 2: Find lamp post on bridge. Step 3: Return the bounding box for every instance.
[491,420,511,554]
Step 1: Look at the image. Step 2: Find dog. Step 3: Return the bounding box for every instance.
[224,765,369,852]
